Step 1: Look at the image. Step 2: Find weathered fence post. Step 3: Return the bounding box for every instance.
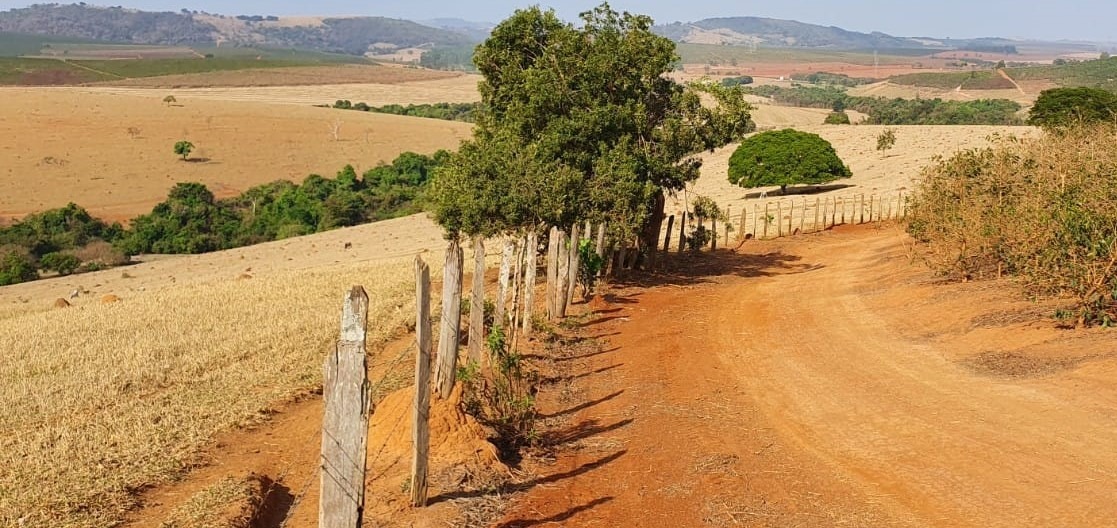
[411,259,431,508]
[711,215,718,251]
[839,197,845,225]
[831,197,838,227]
[798,199,806,234]
[595,223,607,261]
[523,230,537,336]
[859,194,866,224]
[663,215,675,252]
[752,204,758,239]
[777,202,784,237]
[763,203,770,239]
[435,240,463,399]
[469,237,485,366]
[319,286,370,528]
[547,227,560,320]
[678,212,687,254]
[496,239,514,328]
[813,197,821,232]
[565,223,580,307]
[869,195,876,223]
[887,195,894,220]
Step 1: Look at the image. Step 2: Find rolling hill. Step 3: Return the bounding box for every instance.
[655,16,928,49]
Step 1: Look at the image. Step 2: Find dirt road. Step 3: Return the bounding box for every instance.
[500,225,1117,527]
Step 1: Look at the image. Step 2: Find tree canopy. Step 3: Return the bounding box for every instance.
[728,129,852,192]
[1028,87,1117,129]
[430,3,754,244]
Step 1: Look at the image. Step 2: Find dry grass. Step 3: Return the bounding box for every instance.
[95,64,461,89]
[158,475,262,528]
[0,251,444,527]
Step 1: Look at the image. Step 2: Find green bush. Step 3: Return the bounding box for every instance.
[728,129,852,193]
[0,250,37,286]
[824,111,851,125]
[39,253,81,275]
[1028,87,1117,129]
[720,75,753,87]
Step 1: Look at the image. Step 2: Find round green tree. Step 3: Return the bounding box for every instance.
[174,140,194,161]
[728,129,852,193]
[1028,87,1117,129]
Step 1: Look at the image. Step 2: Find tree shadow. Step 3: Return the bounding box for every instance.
[540,363,623,384]
[742,183,856,198]
[537,390,625,420]
[613,249,823,291]
[255,477,294,528]
[428,450,627,504]
[539,418,634,447]
[183,157,213,163]
[494,496,615,527]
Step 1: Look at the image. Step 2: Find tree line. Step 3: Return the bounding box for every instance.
[0,151,446,286]
[328,100,478,122]
[745,84,1023,125]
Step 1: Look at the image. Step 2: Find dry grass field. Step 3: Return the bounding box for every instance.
[0,216,456,527]
[94,63,461,88]
[0,85,473,223]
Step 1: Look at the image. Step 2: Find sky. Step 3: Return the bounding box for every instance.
[0,1,1114,42]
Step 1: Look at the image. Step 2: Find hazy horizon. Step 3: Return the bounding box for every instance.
[0,0,1114,42]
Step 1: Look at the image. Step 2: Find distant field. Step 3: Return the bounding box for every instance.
[95,63,460,88]
[0,87,473,222]
[891,57,1117,91]
[887,70,1016,90]
[0,55,380,85]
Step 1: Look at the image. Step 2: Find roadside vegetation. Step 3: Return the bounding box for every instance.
[907,124,1117,326]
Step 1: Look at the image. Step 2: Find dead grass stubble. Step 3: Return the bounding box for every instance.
[0,255,443,528]
[907,125,1117,325]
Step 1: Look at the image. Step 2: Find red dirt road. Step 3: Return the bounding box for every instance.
[499,225,1117,527]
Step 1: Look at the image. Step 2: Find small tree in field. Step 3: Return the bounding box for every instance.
[174,140,194,161]
[876,128,897,156]
[728,129,852,194]
[163,95,176,106]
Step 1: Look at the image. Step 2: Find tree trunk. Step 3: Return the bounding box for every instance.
[638,192,667,269]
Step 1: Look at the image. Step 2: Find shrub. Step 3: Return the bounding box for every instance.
[728,129,852,193]
[1028,87,1117,129]
[876,128,897,154]
[907,125,1117,326]
[825,111,851,125]
[39,253,81,275]
[577,238,604,296]
[0,250,37,286]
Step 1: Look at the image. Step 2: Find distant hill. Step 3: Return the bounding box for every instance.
[0,4,476,55]
[655,17,930,49]
[417,18,494,41]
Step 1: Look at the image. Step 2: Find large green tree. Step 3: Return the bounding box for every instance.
[431,3,754,250]
[1028,87,1117,129]
[728,129,852,193]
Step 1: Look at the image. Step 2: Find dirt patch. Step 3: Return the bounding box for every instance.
[962,350,1104,378]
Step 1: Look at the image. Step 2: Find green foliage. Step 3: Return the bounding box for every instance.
[876,128,897,153]
[434,3,754,247]
[728,129,852,191]
[0,203,122,259]
[419,45,477,71]
[686,195,729,251]
[0,250,37,286]
[1028,87,1117,129]
[720,75,753,87]
[907,125,1117,326]
[824,111,851,125]
[791,71,873,87]
[577,238,604,296]
[331,101,479,122]
[173,140,194,160]
[459,325,537,450]
[39,252,81,275]
[744,85,1023,125]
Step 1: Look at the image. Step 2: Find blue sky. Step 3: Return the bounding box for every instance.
[1,1,1114,42]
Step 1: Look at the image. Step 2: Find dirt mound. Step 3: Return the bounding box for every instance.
[363,383,507,523]
[101,294,121,304]
[52,298,71,309]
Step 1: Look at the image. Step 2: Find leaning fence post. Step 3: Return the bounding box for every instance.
[663,215,675,252]
[319,286,370,528]
[411,258,431,508]
[468,237,485,366]
[435,240,463,399]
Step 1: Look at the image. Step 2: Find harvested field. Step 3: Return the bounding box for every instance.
[94,63,462,88]
[0,87,472,222]
[0,215,456,528]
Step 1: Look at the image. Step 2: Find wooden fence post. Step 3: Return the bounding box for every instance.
[411,259,431,508]
[839,197,845,225]
[565,223,580,308]
[711,215,718,251]
[663,215,675,252]
[859,194,865,224]
[832,197,838,227]
[887,195,894,221]
[777,202,784,237]
[319,286,370,528]
[546,227,560,320]
[469,237,485,366]
[595,223,607,260]
[813,197,821,232]
[752,204,758,239]
[435,240,463,399]
[522,230,537,336]
[674,209,683,253]
[496,239,514,328]
[763,203,770,239]
[798,199,805,234]
[739,208,747,242]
